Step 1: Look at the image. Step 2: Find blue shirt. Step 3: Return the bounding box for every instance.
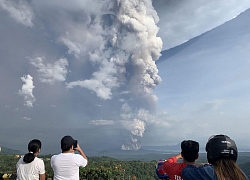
[182,164,217,180]
[182,164,249,180]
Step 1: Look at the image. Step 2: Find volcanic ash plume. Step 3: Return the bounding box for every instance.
[121,107,154,150]
[63,0,162,149]
[113,0,162,94]
[66,0,162,97]
[112,0,162,150]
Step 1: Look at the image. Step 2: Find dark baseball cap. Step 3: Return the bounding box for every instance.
[61,135,77,151]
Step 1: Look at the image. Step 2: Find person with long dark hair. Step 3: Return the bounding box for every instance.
[182,134,249,180]
[16,139,45,180]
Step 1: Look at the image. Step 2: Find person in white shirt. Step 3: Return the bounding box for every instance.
[50,135,88,180]
[16,139,45,180]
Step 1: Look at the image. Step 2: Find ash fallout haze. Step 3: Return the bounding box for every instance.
[0,0,250,154]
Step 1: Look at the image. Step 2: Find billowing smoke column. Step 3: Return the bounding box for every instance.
[111,0,162,94]
[102,0,162,150]
[54,0,162,150]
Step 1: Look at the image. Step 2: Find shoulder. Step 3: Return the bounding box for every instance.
[51,154,61,162]
[163,156,181,166]
[184,164,213,170]
[198,164,214,171]
[182,164,216,180]
[34,157,45,164]
[51,153,61,159]
[182,164,215,175]
[74,154,84,157]
[16,156,24,166]
[51,154,57,158]
[166,156,177,163]
[18,156,24,162]
[35,157,43,161]
[51,153,81,159]
[72,153,87,161]
[74,154,88,167]
[163,161,186,169]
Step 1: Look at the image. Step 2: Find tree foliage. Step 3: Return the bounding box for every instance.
[1,154,249,180]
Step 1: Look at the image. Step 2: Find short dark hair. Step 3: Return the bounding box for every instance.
[181,140,199,162]
[61,135,76,151]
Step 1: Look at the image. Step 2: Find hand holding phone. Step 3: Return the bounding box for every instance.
[73,140,78,150]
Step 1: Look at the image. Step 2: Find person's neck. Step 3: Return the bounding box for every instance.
[62,150,74,153]
[183,160,195,165]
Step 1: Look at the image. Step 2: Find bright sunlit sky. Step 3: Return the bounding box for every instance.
[0,0,250,154]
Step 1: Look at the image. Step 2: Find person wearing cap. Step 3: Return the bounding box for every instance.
[50,135,88,180]
[158,140,199,180]
[181,134,249,180]
[16,139,45,180]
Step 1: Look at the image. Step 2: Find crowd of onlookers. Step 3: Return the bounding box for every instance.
[157,134,248,180]
[14,134,248,180]
[16,135,87,180]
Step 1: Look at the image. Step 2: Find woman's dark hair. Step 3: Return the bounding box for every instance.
[23,139,42,163]
[214,157,247,180]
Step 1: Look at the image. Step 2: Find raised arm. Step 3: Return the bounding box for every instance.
[75,144,88,162]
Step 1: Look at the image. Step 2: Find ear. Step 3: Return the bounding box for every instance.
[38,148,41,153]
[196,153,199,160]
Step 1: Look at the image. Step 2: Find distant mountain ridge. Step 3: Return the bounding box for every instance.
[142,143,181,152]
[0,146,24,155]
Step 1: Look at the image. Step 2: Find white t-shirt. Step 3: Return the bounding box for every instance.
[51,153,88,180]
[16,156,45,180]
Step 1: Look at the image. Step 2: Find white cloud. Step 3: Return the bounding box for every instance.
[60,37,82,59]
[66,57,121,100]
[0,0,34,27]
[22,117,31,121]
[18,74,36,107]
[30,57,68,85]
[67,79,112,100]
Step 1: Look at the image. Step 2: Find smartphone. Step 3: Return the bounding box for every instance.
[73,140,78,149]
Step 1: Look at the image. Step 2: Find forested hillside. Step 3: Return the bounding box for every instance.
[0,155,158,179]
[0,154,249,179]
[0,147,24,155]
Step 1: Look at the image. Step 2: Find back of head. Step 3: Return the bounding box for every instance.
[61,135,77,152]
[205,134,237,164]
[23,139,42,163]
[181,140,199,162]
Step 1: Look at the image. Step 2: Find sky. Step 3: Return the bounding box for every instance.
[0,0,250,154]
[151,6,250,150]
